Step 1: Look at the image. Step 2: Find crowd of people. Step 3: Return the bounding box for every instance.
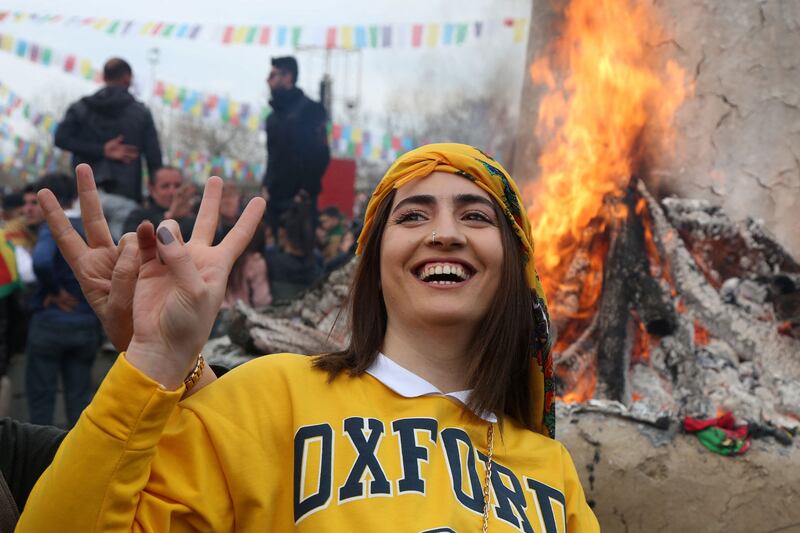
[0,54,364,428]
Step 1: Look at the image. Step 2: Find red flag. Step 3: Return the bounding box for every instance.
[325,27,336,49]
[411,24,423,47]
[222,26,234,44]
[503,18,514,27]
[151,22,164,36]
[154,80,165,97]
[64,55,76,72]
[259,26,271,45]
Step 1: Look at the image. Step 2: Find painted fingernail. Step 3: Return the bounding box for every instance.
[157,227,174,245]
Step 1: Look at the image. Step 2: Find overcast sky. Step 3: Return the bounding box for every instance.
[0,0,533,137]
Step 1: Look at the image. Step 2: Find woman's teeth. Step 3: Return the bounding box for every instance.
[417,263,471,282]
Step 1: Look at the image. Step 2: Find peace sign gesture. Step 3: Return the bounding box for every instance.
[39,164,266,389]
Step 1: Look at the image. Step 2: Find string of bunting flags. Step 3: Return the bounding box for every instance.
[154,80,416,162]
[0,32,102,83]
[164,147,264,184]
[0,126,71,181]
[0,81,60,135]
[0,11,529,48]
[0,41,419,167]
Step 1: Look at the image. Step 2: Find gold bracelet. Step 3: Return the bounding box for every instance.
[183,354,205,391]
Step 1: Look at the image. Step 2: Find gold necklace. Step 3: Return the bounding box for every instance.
[482,423,495,533]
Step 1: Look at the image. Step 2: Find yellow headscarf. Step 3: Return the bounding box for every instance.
[356,143,555,438]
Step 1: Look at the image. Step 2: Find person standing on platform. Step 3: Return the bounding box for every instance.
[55,57,162,204]
[262,56,330,237]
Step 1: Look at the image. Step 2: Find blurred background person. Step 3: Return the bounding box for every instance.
[215,182,244,242]
[316,205,345,261]
[54,57,162,204]
[262,56,330,238]
[266,193,322,301]
[25,173,100,427]
[212,223,271,338]
[123,166,196,240]
[0,223,21,417]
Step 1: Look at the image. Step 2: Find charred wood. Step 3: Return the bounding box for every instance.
[640,183,800,381]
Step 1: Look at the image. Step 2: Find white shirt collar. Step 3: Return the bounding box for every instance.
[365,352,497,423]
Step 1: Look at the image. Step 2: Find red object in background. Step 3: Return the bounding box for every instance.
[318,158,356,218]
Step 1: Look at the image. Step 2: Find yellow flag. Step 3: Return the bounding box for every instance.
[426,24,440,47]
[341,26,354,49]
[234,26,248,43]
[513,19,527,43]
[79,59,92,77]
[164,84,177,102]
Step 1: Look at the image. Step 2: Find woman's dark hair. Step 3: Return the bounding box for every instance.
[314,187,537,430]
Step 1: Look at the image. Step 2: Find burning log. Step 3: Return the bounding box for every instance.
[577,180,677,403]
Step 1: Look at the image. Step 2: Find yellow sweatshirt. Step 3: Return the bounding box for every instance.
[18,353,599,532]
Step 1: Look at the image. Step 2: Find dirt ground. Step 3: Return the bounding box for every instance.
[558,412,800,532]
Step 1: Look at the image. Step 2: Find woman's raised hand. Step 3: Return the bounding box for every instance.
[125,175,265,389]
[38,164,145,352]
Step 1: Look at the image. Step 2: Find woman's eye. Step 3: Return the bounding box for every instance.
[464,211,493,223]
[394,211,427,224]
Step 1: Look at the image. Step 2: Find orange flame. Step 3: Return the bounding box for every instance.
[526,0,688,315]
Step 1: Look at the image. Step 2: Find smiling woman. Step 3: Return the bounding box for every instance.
[17,144,599,532]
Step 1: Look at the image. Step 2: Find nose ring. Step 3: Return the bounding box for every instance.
[431,231,437,245]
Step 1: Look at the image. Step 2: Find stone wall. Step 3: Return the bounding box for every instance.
[513,0,800,257]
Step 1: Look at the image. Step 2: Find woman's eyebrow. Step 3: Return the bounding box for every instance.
[453,194,495,209]
[391,194,436,213]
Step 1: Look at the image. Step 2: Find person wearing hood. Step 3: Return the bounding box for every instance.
[54,57,162,204]
[262,56,330,237]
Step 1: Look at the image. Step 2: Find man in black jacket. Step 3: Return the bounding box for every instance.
[55,57,162,204]
[263,56,330,236]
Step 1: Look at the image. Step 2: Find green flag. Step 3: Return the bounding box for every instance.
[456,23,467,44]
